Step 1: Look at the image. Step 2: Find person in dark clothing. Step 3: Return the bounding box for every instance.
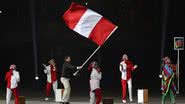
[60,56,81,104]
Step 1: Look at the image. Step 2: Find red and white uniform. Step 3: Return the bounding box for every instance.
[89,67,102,104]
[5,65,20,104]
[44,65,58,99]
[120,60,135,103]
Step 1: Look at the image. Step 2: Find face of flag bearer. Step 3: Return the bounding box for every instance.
[65,56,71,63]
[122,54,128,61]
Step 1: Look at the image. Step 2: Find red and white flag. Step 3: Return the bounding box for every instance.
[63,2,118,46]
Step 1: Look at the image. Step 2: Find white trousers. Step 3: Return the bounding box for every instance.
[127,79,133,102]
[61,77,71,102]
[6,88,19,104]
[6,88,12,104]
[53,81,58,98]
[90,91,95,104]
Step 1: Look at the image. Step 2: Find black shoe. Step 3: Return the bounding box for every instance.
[64,102,70,104]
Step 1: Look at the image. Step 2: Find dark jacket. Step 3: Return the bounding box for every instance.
[61,62,77,78]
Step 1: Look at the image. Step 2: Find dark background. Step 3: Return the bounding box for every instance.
[0,0,184,98]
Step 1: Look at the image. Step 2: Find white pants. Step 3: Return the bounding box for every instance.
[61,77,71,102]
[90,91,95,104]
[127,79,133,102]
[53,81,58,98]
[6,88,12,104]
[6,88,19,104]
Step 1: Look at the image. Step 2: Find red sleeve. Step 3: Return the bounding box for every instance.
[127,60,135,71]
[88,63,93,71]
[5,72,9,82]
[5,70,12,82]
[172,64,176,72]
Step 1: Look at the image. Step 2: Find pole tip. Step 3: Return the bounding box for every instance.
[35,76,39,80]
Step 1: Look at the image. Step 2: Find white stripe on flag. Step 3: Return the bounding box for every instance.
[74,9,103,38]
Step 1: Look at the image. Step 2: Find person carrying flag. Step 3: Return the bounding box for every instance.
[60,56,81,104]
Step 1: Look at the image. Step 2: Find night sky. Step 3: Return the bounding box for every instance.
[0,0,184,97]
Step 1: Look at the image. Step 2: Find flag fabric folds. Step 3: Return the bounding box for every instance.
[63,2,117,46]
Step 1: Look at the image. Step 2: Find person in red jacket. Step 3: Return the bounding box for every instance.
[5,64,20,104]
[42,59,58,101]
[120,54,138,103]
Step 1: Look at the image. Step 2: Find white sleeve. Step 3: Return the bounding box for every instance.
[16,72,20,82]
[91,69,102,80]
[42,64,47,68]
[97,72,102,80]
[120,64,123,72]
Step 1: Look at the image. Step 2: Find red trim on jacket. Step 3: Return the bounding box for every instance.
[50,65,57,83]
[5,69,13,88]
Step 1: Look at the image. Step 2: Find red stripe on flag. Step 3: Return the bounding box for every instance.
[63,2,87,29]
[88,17,117,46]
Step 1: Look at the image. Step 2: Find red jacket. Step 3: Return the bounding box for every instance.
[5,69,13,88]
[120,60,135,80]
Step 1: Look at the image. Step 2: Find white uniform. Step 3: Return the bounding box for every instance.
[10,70,20,89]
[44,65,57,84]
[120,61,127,80]
[89,68,102,104]
[44,65,58,99]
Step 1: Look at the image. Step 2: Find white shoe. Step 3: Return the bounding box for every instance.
[45,97,49,101]
[130,99,133,102]
[122,100,126,103]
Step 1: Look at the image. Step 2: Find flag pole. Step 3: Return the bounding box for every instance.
[73,26,118,76]
[176,49,180,94]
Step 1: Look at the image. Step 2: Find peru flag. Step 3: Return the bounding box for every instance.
[63,2,118,46]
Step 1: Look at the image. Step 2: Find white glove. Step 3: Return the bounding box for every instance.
[77,66,82,70]
[44,69,47,74]
[134,65,138,69]
[159,74,162,78]
[42,64,47,68]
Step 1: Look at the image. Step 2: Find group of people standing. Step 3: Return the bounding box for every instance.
[42,56,81,104]
[3,54,177,104]
[42,56,102,104]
